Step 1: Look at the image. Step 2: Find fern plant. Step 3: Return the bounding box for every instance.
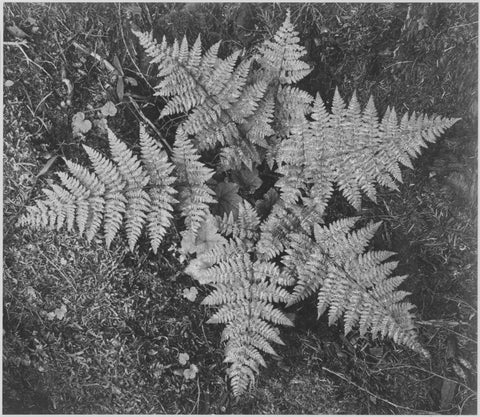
[20,10,460,397]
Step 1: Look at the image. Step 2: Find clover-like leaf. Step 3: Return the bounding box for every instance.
[183,364,199,380]
[72,112,92,137]
[178,352,190,365]
[47,304,67,320]
[183,287,198,302]
[101,101,118,117]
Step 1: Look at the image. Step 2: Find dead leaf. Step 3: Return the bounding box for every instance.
[36,156,58,178]
[7,25,28,39]
[124,76,138,86]
[116,76,124,101]
[47,304,67,320]
[440,379,456,410]
[232,166,262,193]
[215,182,242,216]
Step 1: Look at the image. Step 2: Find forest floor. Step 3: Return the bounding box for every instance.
[3,3,477,414]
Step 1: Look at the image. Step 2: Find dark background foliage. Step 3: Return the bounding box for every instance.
[3,3,477,414]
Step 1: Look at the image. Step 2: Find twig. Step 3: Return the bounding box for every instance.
[417,319,477,344]
[417,319,470,327]
[385,61,413,70]
[369,364,476,394]
[190,377,201,414]
[322,366,438,414]
[72,41,117,74]
[117,4,155,91]
[127,96,172,153]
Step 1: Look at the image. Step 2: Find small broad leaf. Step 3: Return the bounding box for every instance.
[181,216,226,255]
[101,101,118,117]
[178,352,190,365]
[215,182,242,216]
[232,166,262,193]
[112,55,124,76]
[124,76,138,86]
[7,25,27,39]
[72,112,92,137]
[5,80,14,88]
[183,287,198,302]
[94,117,108,133]
[116,76,125,101]
[183,364,198,380]
[47,304,67,320]
[36,156,58,178]
[255,188,279,218]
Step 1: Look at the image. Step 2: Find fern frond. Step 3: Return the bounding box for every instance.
[82,145,127,248]
[216,200,260,240]
[287,218,429,357]
[274,88,460,210]
[186,204,293,397]
[135,29,267,155]
[107,128,151,251]
[19,125,177,252]
[257,9,312,84]
[139,125,178,253]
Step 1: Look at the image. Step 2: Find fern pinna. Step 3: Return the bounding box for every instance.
[20,10,460,398]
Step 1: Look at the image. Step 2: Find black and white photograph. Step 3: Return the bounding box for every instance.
[3,2,477,414]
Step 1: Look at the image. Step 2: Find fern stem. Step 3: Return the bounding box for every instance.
[128,96,172,153]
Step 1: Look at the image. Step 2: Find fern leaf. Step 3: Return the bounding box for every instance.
[274,88,460,210]
[83,145,127,248]
[186,204,292,397]
[139,125,178,253]
[20,125,178,252]
[287,218,429,357]
[216,200,260,241]
[257,9,312,84]
[172,128,215,236]
[107,128,151,251]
